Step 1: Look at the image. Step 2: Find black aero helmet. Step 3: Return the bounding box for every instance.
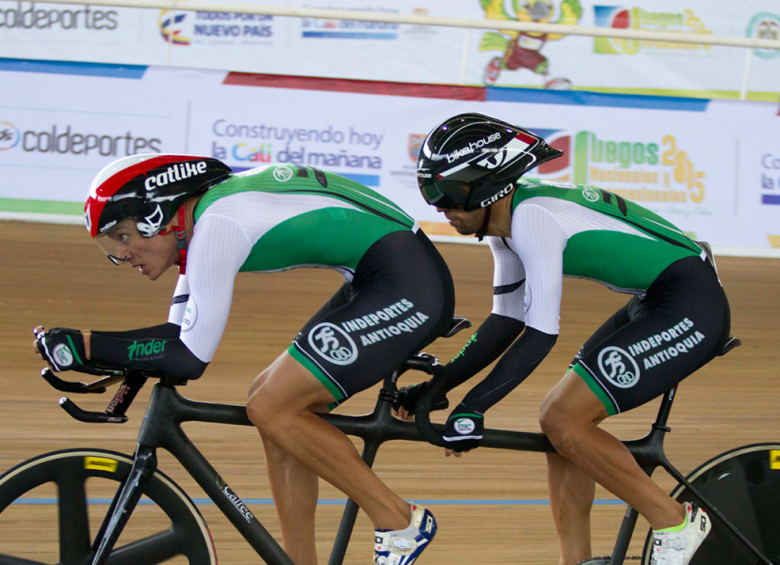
[417,113,564,211]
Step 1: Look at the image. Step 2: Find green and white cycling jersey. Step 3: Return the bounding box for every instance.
[167,164,418,363]
[491,178,706,335]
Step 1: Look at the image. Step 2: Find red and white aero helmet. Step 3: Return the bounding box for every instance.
[84,153,232,239]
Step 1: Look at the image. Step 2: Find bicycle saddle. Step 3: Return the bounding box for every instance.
[716,335,741,357]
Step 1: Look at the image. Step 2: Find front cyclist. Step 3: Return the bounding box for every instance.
[34,154,453,565]
[405,113,731,565]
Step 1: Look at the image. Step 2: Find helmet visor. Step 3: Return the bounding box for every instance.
[419,179,471,210]
[94,218,143,266]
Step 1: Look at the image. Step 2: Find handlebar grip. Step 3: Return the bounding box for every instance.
[41,368,107,394]
[59,397,128,424]
[413,359,449,448]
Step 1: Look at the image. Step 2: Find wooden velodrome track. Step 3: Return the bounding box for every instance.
[0,219,778,564]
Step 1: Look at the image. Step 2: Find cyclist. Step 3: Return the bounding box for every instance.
[33,154,454,565]
[404,113,731,565]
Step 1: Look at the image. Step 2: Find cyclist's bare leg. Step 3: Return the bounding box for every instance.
[251,365,328,565]
[261,433,319,565]
[546,452,595,565]
[539,370,685,549]
[247,351,411,533]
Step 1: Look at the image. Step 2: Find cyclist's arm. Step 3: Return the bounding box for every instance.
[456,204,567,414]
[90,214,252,380]
[89,329,209,378]
[443,236,527,391]
[457,327,557,413]
[91,323,181,341]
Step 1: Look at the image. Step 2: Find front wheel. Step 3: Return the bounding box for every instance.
[0,448,217,565]
[641,443,780,565]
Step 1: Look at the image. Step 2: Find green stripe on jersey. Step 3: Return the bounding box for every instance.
[512,179,701,291]
[513,179,700,254]
[563,231,699,292]
[196,165,415,228]
[240,207,407,273]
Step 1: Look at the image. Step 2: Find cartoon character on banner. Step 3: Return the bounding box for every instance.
[479,0,582,89]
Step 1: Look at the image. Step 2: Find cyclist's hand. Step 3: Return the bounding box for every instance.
[392,381,449,421]
[33,326,87,373]
[442,409,484,457]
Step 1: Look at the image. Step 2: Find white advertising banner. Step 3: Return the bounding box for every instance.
[0,0,778,100]
[0,63,778,255]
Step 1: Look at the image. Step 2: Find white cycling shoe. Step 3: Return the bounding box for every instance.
[374,503,437,565]
[651,502,711,565]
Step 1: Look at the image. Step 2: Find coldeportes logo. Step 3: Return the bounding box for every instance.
[747,13,780,60]
[0,122,20,151]
[594,6,712,55]
[5,123,161,156]
[0,2,118,30]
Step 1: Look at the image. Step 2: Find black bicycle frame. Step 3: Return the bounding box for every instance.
[76,365,771,565]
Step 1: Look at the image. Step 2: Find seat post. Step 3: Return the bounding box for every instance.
[653,386,678,429]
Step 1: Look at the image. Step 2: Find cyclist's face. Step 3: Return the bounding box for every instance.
[437,206,487,236]
[102,219,178,281]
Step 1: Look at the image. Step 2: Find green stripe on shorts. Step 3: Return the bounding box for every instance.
[287,344,346,403]
[572,363,618,416]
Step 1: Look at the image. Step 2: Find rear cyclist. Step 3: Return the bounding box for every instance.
[405,113,731,565]
[34,154,454,565]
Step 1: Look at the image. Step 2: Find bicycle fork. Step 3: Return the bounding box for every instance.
[90,445,158,565]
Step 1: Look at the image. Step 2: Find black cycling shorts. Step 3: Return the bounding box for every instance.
[288,229,455,405]
[570,255,730,416]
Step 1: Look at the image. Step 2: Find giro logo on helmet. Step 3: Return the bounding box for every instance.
[308,322,358,366]
[144,161,208,191]
[479,183,514,208]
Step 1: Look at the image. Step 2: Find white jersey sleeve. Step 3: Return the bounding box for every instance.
[175,213,252,362]
[509,203,568,335]
[168,274,190,326]
[488,236,527,322]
